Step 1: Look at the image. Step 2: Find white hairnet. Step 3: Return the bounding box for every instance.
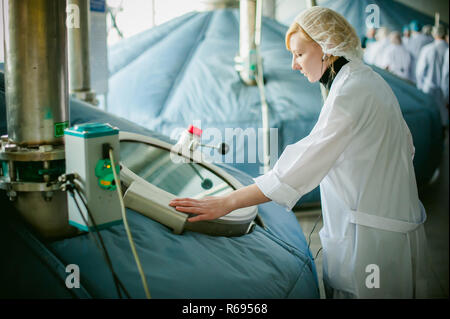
[432,25,446,38]
[294,6,363,61]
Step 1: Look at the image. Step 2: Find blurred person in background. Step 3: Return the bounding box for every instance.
[380,31,413,81]
[363,27,390,66]
[406,20,434,82]
[416,25,449,126]
[421,24,434,42]
[361,27,376,49]
[402,25,411,46]
[440,48,449,127]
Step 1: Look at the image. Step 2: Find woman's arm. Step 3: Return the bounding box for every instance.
[168,184,271,222]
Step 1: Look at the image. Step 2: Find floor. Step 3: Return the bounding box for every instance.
[294,131,449,299]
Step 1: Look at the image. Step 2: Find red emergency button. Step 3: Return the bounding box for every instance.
[188,125,202,137]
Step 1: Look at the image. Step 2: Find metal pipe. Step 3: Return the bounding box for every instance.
[3,0,69,146]
[199,0,239,11]
[435,12,440,28]
[307,0,318,8]
[262,0,275,19]
[1,0,76,239]
[68,0,96,104]
[238,0,257,85]
[151,0,156,27]
[254,0,270,173]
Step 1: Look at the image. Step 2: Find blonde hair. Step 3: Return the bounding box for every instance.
[286,23,313,49]
[286,22,339,100]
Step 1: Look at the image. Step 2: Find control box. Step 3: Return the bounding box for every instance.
[64,123,122,231]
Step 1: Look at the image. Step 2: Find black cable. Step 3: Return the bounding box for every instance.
[72,186,131,299]
[307,212,322,251]
[67,184,131,299]
[67,189,102,251]
[68,186,123,299]
[315,247,323,260]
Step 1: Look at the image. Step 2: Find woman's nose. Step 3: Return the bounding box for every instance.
[292,57,301,71]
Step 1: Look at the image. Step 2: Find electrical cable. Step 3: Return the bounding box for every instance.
[109,148,151,299]
[307,211,322,251]
[254,0,270,174]
[315,247,322,260]
[64,178,131,299]
[255,48,270,174]
[71,185,131,299]
[67,186,102,251]
[67,185,124,298]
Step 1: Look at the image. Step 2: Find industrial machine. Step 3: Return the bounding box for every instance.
[119,131,260,236]
[0,0,261,240]
[61,123,259,237]
[0,0,321,299]
[0,0,74,239]
[64,122,123,231]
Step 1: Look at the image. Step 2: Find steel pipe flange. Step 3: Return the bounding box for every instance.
[0,145,65,162]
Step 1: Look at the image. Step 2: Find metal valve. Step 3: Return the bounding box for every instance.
[196,142,229,155]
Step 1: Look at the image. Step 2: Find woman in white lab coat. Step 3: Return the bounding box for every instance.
[169,7,428,299]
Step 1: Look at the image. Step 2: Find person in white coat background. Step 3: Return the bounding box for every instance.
[402,25,411,47]
[406,20,434,83]
[421,25,434,42]
[416,25,449,126]
[169,7,429,299]
[363,27,390,67]
[441,48,449,119]
[380,31,413,82]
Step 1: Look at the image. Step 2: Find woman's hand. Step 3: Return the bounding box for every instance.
[169,196,234,222]
[169,184,270,223]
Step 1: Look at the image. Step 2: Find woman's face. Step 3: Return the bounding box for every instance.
[289,31,326,83]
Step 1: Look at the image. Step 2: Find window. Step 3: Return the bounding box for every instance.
[107,0,205,45]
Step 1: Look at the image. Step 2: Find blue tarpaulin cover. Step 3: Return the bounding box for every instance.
[105,9,443,206]
[0,71,319,298]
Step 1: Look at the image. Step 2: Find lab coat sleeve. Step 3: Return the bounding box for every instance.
[379,47,390,70]
[442,49,449,104]
[403,119,415,160]
[253,99,354,211]
[415,48,428,89]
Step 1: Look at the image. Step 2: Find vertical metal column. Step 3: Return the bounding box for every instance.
[1,0,76,239]
[3,0,69,146]
[199,0,239,11]
[307,0,318,8]
[262,0,275,19]
[68,0,97,105]
[235,0,257,85]
[254,0,270,174]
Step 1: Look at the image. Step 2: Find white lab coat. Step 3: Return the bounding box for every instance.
[402,36,410,47]
[254,60,428,298]
[416,40,449,125]
[442,48,449,105]
[406,33,434,82]
[363,38,390,67]
[380,43,413,81]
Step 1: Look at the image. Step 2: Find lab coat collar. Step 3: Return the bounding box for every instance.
[319,56,349,91]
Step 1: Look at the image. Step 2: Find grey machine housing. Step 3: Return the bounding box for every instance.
[119,132,261,237]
